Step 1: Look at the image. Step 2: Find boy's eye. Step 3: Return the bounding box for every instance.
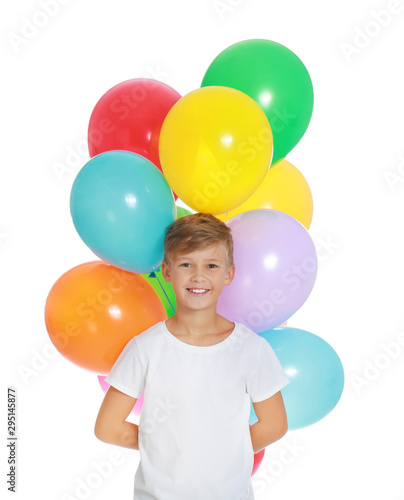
[179,263,217,268]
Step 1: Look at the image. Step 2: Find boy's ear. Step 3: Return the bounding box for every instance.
[224,265,235,286]
[161,260,172,282]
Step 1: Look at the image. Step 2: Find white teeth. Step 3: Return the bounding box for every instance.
[188,289,208,293]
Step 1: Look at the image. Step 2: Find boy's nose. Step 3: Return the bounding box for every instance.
[191,273,204,281]
[190,267,206,281]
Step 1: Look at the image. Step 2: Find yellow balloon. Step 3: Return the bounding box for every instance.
[159,86,273,214]
[216,159,313,229]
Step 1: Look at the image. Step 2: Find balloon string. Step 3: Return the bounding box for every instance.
[224,212,228,223]
[149,271,176,315]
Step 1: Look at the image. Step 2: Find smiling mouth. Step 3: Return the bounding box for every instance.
[187,288,209,295]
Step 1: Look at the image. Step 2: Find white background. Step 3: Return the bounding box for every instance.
[2,0,404,499]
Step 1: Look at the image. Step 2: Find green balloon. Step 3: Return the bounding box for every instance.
[201,39,314,164]
[142,268,176,318]
[176,206,194,219]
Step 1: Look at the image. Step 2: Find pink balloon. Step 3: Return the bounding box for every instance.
[217,210,317,332]
[98,375,144,416]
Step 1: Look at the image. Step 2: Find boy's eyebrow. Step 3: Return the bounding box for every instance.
[175,256,222,263]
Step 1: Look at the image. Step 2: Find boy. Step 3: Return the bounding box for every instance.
[95,213,289,499]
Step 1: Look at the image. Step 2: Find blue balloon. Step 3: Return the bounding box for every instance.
[70,151,176,273]
[250,326,344,430]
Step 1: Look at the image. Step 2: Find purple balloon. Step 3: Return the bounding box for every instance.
[217,209,317,332]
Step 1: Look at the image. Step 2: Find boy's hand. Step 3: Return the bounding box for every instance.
[95,386,139,450]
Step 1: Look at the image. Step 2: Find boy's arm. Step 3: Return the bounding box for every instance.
[250,391,288,453]
[94,386,139,450]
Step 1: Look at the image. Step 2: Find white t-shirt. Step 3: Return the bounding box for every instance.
[105,320,289,500]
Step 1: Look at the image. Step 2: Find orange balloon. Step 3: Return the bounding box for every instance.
[44,261,167,374]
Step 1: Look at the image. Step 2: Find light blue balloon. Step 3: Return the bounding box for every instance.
[249,326,344,430]
[70,151,176,273]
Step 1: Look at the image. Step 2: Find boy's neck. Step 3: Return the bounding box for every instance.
[167,304,232,337]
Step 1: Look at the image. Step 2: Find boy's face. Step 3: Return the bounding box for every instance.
[161,244,235,312]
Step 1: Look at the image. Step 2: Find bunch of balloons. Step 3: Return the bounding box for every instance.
[44,40,344,456]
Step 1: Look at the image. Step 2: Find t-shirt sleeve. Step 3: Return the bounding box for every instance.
[104,337,146,399]
[247,337,290,403]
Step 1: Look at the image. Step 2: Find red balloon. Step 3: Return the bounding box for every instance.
[88,79,181,198]
[252,448,265,476]
[249,424,265,476]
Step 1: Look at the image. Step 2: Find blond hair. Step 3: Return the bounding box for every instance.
[163,213,234,267]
